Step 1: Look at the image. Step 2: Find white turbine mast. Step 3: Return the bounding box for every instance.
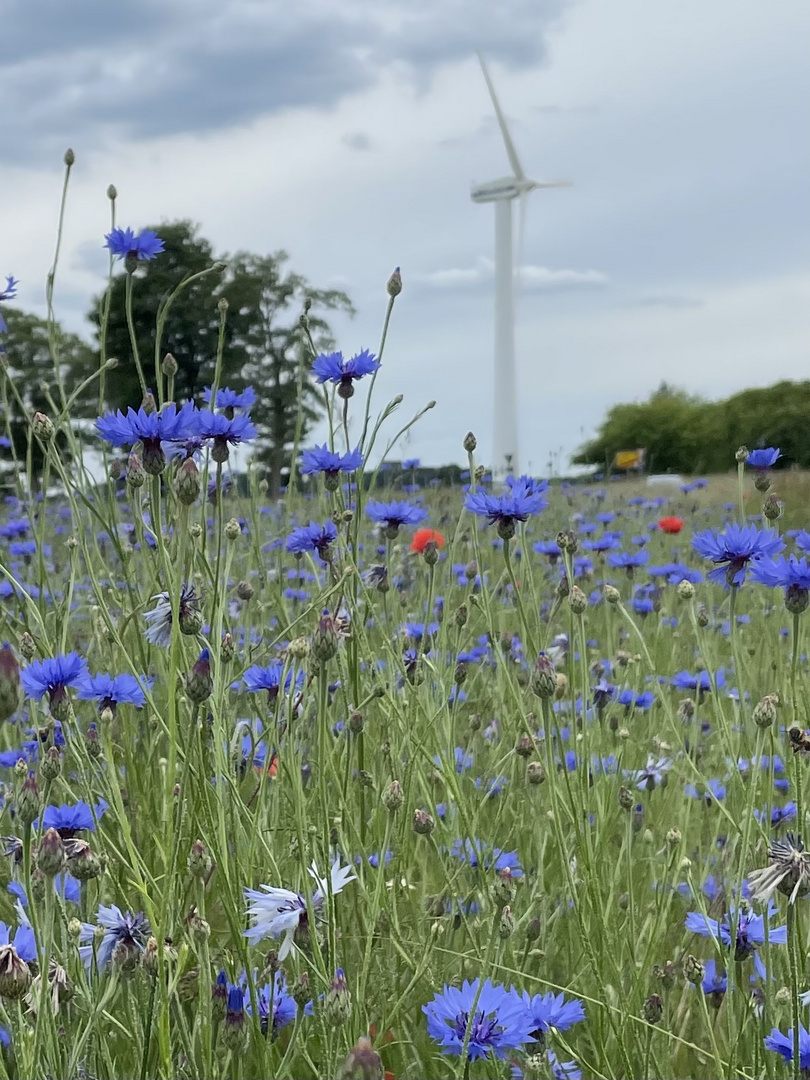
[471,53,571,479]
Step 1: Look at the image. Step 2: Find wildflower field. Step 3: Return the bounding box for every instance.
[3,173,810,1080]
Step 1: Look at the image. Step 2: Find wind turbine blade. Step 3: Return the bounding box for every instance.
[477,52,526,180]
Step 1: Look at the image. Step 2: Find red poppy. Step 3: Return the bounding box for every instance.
[255,751,279,779]
[410,528,445,554]
[658,516,684,534]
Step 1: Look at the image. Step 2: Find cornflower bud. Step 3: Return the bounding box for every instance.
[106,184,117,200]
[755,473,772,494]
[0,943,31,1000]
[412,809,434,835]
[531,653,556,699]
[324,969,352,1026]
[527,761,546,785]
[312,613,339,664]
[642,994,663,1024]
[603,584,620,604]
[696,605,709,627]
[0,645,21,722]
[67,839,101,881]
[187,839,213,879]
[386,266,402,297]
[683,954,704,985]
[225,518,242,541]
[161,352,178,377]
[36,828,65,877]
[63,148,75,166]
[492,867,515,907]
[618,785,633,811]
[19,633,35,661]
[17,771,41,826]
[753,694,778,728]
[382,779,403,812]
[291,971,311,1009]
[236,580,254,602]
[339,1035,384,1080]
[568,585,587,615]
[185,649,213,705]
[763,492,782,519]
[498,905,515,939]
[220,632,235,664]
[175,458,200,505]
[463,432,477,453]
[32,412,54,443]
[735,446,749,463]
[222,986,248,1053]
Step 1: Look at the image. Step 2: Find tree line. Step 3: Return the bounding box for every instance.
[0,221,353,493]
[574,380,810,474]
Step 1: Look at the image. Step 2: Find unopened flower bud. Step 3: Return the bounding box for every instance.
[412,809,434,836]
[677,579,695,600]
[126,450,145,487]
[492,867,515,907]
[618,785,634,811]
[0,944,31,1000]
[696,605,709,628]
[386,266,402,298]
[463,432,477,454]
[755,472,772,493]
[531,652,557,699]
[603,584,620,605]
[568,585,587,615]
[187,839,213,879]
[225,518,242,541]
[185,649,213,705]
[642,994,663,1024]
[785,583,809,616]
[236,580,254,602]
[382,779,403,812]
[763,492,782,519]
[36,828,65,877]
[735,446,749,463]
[161,352,178,377]
[287,636,310,660]
[498,905,515,939]
[312,613,339,664]
[753,694,778,729]
[665,827,682,849]
[339,1035,383,1080]
[324,969,352,1026]
[32,412,54,443]
[422,539,440,566]
[67,839,101,881]
[683,954,704,985]
[0,645,21,722]
[527,761,546,785]
[175,458,200,505]
[40,746,61,782]
[222,986,248,1052]
[186,907,211,944]
[106,183,117,200]
[291,971,311,1009]
[17,771,41,826]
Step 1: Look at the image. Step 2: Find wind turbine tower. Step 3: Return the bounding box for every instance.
[471,55,571,478]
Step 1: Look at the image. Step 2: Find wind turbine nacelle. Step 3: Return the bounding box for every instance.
[471,177,528,203]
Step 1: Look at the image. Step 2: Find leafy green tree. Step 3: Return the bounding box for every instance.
[89,221,353,493]
[221,253,353,494]
[0,309,95,484]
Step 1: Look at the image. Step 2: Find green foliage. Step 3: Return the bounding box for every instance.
[575,379,810,473]
[0,308,95,482]
[89,222,353,491]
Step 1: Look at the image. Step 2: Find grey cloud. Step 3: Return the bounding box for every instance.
[1,0,567,164]
[342,133,375,152]
[413,255,607,292]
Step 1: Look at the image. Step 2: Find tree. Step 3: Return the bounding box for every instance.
[0,309,96,485]
[89,221,353,493]
[221,253,353,494]
[574,379,810,474]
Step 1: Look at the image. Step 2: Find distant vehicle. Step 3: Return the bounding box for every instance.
[647,474,686,487]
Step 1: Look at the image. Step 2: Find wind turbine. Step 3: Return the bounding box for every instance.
[471,54,571,479]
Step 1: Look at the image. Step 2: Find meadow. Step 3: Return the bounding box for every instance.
[1,175,810,1080]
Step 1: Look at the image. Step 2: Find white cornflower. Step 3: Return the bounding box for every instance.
[243,858,356,960]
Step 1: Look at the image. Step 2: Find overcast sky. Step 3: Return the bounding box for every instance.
[2,0,808,473]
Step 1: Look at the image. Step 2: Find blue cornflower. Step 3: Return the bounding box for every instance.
[671,669,725,693]
[243,662,298,701]
[582,536,622,553]
[403,458,420,470]
[76,672,146,711]
[764,1023,810,1070]
[286,521,338,559]
[685,778,726,803]
[312,349,379,397]
[520,990,586,1036]
[465,488,546,540]
[752,555,810,615]
[20,653,88,706]
[0,921,36,963]
[366,500,427,537]
[692,522,784,586]
[607,550,649,573]
[423,978,535,1061]
[754,802,797,827]
[505,474,549,498]
[203,386,256,411]
[700,959,727,1004]
[746,447,780,469]
[39,799,108,837]
[449,838,523,877]
[196,409,256,461]
[79,904,151,971]
[301,444,363,487]
[685,904,786,961]
[247,971,298,1035]
[104,227,165,261]
[0,276,18,303]
[533,540,561,561]
[96,402,196,473]
[433,747,474,773]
